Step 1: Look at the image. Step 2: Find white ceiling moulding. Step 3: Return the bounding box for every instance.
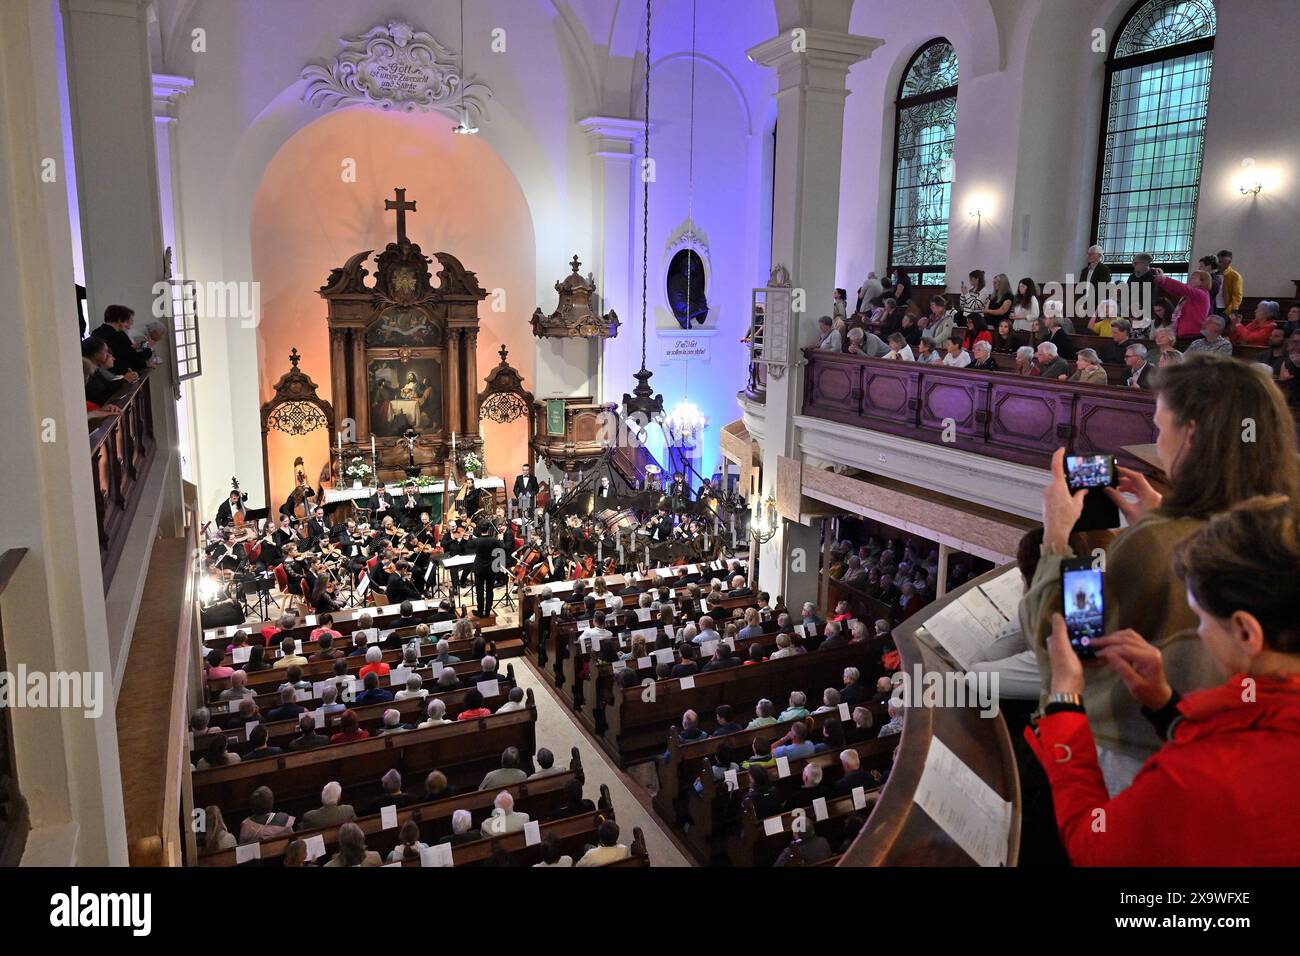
[299,20,492,124]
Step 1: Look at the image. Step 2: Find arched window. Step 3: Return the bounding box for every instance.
[888,39,958,287]
[1092,0,1216,276]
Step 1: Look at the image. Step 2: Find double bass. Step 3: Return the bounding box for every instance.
[289,456,315,519]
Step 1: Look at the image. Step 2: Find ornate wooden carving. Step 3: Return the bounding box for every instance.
[318,188,488,483]
[531,254,619,339]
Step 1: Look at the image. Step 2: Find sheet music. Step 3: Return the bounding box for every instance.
[913,736,1012,867]
[920,575,1019,671]
[977,568,1025,622]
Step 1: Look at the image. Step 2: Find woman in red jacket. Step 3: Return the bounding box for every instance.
[1028,495,1300,866]
[1229,300,1279,346]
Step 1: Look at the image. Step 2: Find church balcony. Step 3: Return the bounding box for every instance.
[743,359,766,405]
[90,369,157,589]
[800,346,1161,474]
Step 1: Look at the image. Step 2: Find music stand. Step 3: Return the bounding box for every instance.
[239,573,276,621]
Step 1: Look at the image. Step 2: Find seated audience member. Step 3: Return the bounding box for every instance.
[1040,311,1076,359]
[329,710,370,744]
[375,708,411,735]
[742,736,776,771]
[497,686,527,713]
[245,725,283,760]
[358,646,390,681]
[479,747,528,790]
[204,649,233,683]
[1024,357,1300,792]
[265,686,305,723]
[774,830,834,866]
[816,315,842,352]
[1124,343,1154,389]
[702,643,741,672]
[1185,315,1233,356]
[883,332,915,362]
[1033,341,1070,380]
[457,688,492,721]
[941,335,971,368]
[1029,497,1300,865]
[387,819,429,864]
[1087,299,1120,338]
[846,326,887,357]
[218,669,256,702]
[878,698,905,737]
[325,822,382,867]
[778,691,810,722]
[238,786,296,843]
[1014,345,1036,376]
[196,734,239,770]
[395,674,428,702]
[783,762,830,811]
[530,747,564,779]
[1158,348,1183,369]
[287,713,329,751]
[968,340,998,370]
[1069,348,1109,385]
[273,636,308,670]
[418,698,452,728]
[356,672,394,707]
[534,834,574,868]
[480,791,530,838]
[1101,319,1135,364]
[774,720,817,760]
[365,768,417,814]
[916,337,941,365]
[554,778,596,818]
[300,780,356,830]
[924,294,955,344]
[199,805,237,853]
[989,317,1016,353]
[833,748,875,796]
[748,699,777,729]
[436,809,478,848]
[576,820,631,867]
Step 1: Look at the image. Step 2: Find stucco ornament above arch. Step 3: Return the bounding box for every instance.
[300,20,493,122]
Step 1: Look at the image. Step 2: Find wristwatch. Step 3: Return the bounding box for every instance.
[1045,691,1085,713]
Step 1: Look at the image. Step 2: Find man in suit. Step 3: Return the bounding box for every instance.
[512,464,539,511]
[266,686,305,723]
[1041,315,1077,361]
[1079,244,1111,306]
[783,763,831,811]
[840,666,866,708]
[385,563,422,604]
[371,485,397,522]
[299,781,356,830]
[398,483,423,531]
[306,506,329,545]
[465,522,507,617]
[1124,343,1155,390]
[727,574,753,598]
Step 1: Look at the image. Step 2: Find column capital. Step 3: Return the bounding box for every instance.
[577,115,646,159]
[747,28,883,92]
[152,73,193,121]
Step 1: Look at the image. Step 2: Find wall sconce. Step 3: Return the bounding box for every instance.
[1238,158,1263,196]
[749,493,778,545]
[967,204,984,223]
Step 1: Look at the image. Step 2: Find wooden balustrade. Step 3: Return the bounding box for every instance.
[802,347,1160,472]
[89,369,156,587]
[0,549,30,866]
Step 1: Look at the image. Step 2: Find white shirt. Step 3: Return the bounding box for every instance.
[395,689,428,701]
[1011,297,1040,332]
[942,350,971,368]
[578,627,612,651]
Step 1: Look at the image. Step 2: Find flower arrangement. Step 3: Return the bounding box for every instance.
[414,474,440,488]
[343,456,373,486]
[462,452,483,477]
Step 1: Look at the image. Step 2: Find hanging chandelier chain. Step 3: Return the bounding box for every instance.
[639,0,651,374]
[683,0,697,400]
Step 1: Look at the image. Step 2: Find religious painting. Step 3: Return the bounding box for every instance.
[368,357,443,436]
[365,304,445,348]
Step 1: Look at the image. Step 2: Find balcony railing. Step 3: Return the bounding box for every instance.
[802,348,1160,472]
[90,369,157,587]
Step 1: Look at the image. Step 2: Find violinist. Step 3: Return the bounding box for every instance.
[336,519,365,571]
[310,566,342,613]
[369,547,397,596]
[385,562,422,604]
[414,512,439,548]
[441,517,470,592]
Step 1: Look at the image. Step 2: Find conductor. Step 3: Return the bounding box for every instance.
[465,521,508,618]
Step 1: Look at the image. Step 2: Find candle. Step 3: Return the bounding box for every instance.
[597,540,603,563]
[644,545,650,567]
[370,436,376,456]
[451,432,456,453]
[337,431,342,453]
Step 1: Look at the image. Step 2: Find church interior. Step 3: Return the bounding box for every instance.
[2,0,1300,898]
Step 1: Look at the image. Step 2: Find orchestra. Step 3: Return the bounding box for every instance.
[199,463,745,628]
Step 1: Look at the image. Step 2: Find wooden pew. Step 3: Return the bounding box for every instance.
[602,642,880,766]
[193,693,539,817]
[199,750,589,865]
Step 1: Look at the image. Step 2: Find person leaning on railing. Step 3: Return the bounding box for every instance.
[1027,495,1300,865]
[1022,354,1300,794]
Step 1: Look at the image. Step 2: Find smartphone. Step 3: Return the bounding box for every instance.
[1060,559,1105,659]
[1064,454,1118,493]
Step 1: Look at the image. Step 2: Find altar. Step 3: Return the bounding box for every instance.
[323,475,504,505]
[319,187,488,485]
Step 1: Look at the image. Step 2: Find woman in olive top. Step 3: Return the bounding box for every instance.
[1023,355,1300,794]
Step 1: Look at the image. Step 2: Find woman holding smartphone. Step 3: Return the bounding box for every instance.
[1024,354,1300,793]
[1028,496,1300,865]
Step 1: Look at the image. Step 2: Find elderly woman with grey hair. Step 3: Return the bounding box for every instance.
[1070,348,1109,385]
[969,338,998,371]
[1152,325,1180,353]
[419,697,451,728]
[1014,345,1036,376]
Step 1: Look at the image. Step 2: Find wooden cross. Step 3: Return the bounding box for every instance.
[385,187,417,242]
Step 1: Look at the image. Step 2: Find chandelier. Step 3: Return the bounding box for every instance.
[665,398,706,447]
[750,493,778,545]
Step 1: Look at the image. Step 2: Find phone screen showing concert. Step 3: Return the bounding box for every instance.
[1065,454,1115,491]
[1062,566,1105,659]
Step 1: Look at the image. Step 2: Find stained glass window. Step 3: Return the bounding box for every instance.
[888,40,958,287]
[1093,0,1216,275]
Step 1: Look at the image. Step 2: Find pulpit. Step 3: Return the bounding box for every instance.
[318,188,488,484]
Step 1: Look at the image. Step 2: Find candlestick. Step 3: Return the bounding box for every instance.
[451,432,456,453]
[338,431,343,453]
